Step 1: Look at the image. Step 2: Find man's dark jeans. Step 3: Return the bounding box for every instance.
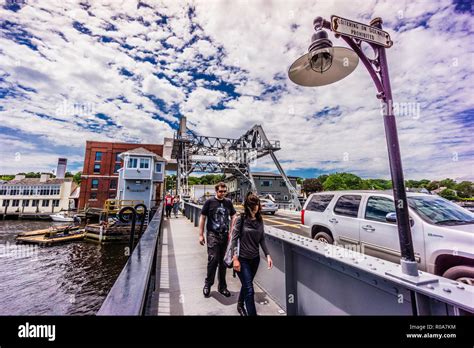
[237,256,260,316]
[205,231,228,290]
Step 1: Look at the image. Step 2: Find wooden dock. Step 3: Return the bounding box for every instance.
[17,225,80,237]
[16,230,86,246]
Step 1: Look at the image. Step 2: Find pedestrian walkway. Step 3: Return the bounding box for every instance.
[146,214,284,316]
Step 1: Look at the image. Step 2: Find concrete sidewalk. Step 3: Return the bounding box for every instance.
[146,214,284,316]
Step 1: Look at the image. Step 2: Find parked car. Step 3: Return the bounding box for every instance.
[302,190,474,284]
[260,199,278,215]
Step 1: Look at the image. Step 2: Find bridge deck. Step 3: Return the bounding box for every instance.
[146,214,284,315]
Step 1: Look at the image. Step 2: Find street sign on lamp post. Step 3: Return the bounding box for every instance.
[288,16,422,280]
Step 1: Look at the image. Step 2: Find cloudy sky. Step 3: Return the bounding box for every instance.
[0,0,472,180]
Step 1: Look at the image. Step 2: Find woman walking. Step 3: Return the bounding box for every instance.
[172,195,180,218]
[231,193,273,316]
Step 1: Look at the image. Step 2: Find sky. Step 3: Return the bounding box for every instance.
[0,0,473,181]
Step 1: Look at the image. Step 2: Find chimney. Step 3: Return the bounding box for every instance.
[40,173,51,182]
[56,158,67,179]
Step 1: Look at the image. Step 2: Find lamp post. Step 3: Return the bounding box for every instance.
[289,16,418,276]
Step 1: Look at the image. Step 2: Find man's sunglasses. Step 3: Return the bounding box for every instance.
[218,190,227,193]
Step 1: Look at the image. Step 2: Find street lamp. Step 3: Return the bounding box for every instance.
[289,16,421,278]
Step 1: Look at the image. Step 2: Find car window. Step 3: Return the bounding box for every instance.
[365,196,395,223]
[306,194,334,212]
[333,195,362,218]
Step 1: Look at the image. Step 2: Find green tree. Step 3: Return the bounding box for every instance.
[426,181,440,192]
[439,188,458,201]
[73,171,82,185]
[303,178,323,194]
[439,178,456,189]
[323,173,363,191]
[318,174,329,185]
[454,181,474,198]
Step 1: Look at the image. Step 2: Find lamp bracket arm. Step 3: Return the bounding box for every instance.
[340,35,386,99]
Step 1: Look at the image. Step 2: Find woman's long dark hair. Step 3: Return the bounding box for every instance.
[243,193,262,222]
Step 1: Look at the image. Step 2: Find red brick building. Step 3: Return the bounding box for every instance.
[78,141,164,209]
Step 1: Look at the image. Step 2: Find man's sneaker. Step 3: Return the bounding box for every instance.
[203,285,211,298]
[218,288,231,297]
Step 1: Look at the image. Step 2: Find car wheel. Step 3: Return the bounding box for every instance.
[314,231,334,244]
[270,211,276,215]
[442,265,474,286]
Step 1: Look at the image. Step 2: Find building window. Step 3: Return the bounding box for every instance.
[52,199,60,207]
[115,153,122,162]
[10,187,19,195]
[39,186,50,195]
[2,200,9,207]
[127,157,138,168]
[114,163,121,173]
[90,192,97,200]
[110,179,117,189]
[261,180,272,187]
[155,162,162,173]
[91,179,99,189]
[95,151,103,161]
[280,181,286,187]
[0,187,6,195]
[94,163,101,174]
[12,200,19,207]
[51,186,60,195]
[109,192,116,199]
[22,200,29,207]
[139,158,150,169]
[42,200,50,207]
[32,200,39,207]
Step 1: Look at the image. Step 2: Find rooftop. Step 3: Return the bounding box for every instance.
[121,147,167,162]
[1,178,72,185]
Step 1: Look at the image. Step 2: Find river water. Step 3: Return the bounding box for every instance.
[0,220,128,315]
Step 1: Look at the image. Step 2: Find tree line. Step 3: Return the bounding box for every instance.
[303,173,473,200]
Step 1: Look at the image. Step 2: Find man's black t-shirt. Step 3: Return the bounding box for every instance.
[201,197,236,234]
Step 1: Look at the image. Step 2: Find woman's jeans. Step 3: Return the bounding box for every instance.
[237,256,260,316]
[173,203,179,216]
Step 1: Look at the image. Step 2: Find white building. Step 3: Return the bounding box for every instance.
[117,147,166,209]
[0,174,77,215]
[189,184,217,203]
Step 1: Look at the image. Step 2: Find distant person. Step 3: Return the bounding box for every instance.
[164,193,174,218]
[199,182,236,298]
[172,195,180,218]
[231,193,273,316]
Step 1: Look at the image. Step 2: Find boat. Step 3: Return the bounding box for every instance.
[50,212,74,222]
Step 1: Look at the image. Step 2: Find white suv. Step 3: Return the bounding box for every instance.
[302,190,474,284]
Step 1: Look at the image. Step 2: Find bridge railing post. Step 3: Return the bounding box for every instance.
[283,243,298,315]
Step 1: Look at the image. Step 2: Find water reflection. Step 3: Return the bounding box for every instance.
[0,220,128,315]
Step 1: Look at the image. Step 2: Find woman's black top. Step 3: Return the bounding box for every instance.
[231,215,269,259]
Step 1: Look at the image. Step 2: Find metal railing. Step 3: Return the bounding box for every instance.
[179,204,473,316]
[255,226,474,315]
[97,202,164,315]
[183,201,203,228]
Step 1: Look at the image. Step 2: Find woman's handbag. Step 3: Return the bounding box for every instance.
[223,214,243,268]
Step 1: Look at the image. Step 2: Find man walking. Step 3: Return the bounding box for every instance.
[199,182,236,298]
[164,192,174,218]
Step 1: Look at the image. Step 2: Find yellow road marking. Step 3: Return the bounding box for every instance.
[263,218,301,228]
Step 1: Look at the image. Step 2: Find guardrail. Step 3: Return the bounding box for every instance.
[255,226,474,315]
[97,202,164,315]
[183,201,203,228]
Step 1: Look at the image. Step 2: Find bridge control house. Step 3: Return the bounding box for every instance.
[116,147,166,209]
